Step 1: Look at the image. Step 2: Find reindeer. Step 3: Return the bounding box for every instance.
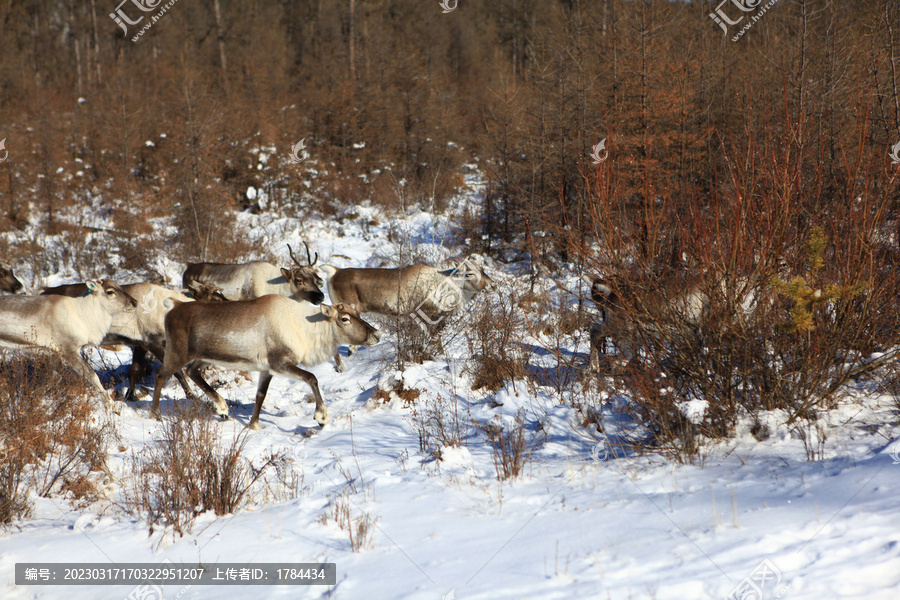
[585,272,760,371]
[151,296,380,429]
[182,242,324,304]
[320,258,495,370]
[321,259,495,316]
[41,282,201,402]
[0,280,137,411]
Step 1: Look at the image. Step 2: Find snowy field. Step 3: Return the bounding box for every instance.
[1,176,900,600]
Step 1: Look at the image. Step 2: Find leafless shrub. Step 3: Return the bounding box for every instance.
[0,455,30,524]
[520,288,589,402]
[879,361,900,413]
[321,171,371,212]
[791,417,828,462]
[256,448,307,504]
[365,174,406,212]
[408,393,470,458]
[556,113,900,461]
[320,487,378,553]
[392,314,445,365]
[368,271,449,369]
[124,404,275,536]
[0,353,110,524]
[116,234,159,277]
[614,365,701,462]
[479,411,546,481]
[465,292,529,393]
[318,442,379,553]
[174,216,269,265]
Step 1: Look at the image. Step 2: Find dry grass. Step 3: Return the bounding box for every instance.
[320,487,378,552]
[0,353,111,524]
[479,411,546,481]
[465,292,529,393]
[373,382,421,406]
[123,403,276,536]
[409,393,470,457]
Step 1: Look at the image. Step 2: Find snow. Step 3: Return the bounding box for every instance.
[1,182,900,600]
[681,399,709,424]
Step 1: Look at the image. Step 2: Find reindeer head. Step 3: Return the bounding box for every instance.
[0,261,24,294]
[89,279,139,313]
[322,303,381,347]
[187,282,229,302]
[450,257,497,295]
[282,242,326,305]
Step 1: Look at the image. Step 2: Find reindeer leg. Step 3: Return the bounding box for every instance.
[125,345,150,402]
[589,323,605,373]
[173,370,196,401]
[151,359,181,420]
[186,363,229,418]
[271,359,328,427]
[248,371,273,430]
[145,340,197,402]
[333,351,346,373]
[62,349,118,413]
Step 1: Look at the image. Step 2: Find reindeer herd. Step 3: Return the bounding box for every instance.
[0,246,773,431]
[0,245,497,431]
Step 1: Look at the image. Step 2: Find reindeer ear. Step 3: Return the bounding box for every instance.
[320,304,337,319]
[85,281,100,293]
[280,267,292,280]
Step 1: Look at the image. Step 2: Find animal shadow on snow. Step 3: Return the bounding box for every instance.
[520,343,583,390]
[516,344,640,462]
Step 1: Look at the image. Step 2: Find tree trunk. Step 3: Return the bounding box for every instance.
[213,0,229,95]
[348,0,356,82]
[89,0,101,86]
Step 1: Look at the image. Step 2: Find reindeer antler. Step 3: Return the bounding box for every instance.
[303,241,318,266]
[287,244,302,267]
[287,242,318,267]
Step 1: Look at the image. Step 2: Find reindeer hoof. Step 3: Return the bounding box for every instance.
[247,421,261,431]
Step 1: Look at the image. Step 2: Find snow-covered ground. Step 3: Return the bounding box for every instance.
[2,175,900,600]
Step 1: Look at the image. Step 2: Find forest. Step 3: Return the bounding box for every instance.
[2,0,900,448]
[1,3,900,598]
[0,0,897,259]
